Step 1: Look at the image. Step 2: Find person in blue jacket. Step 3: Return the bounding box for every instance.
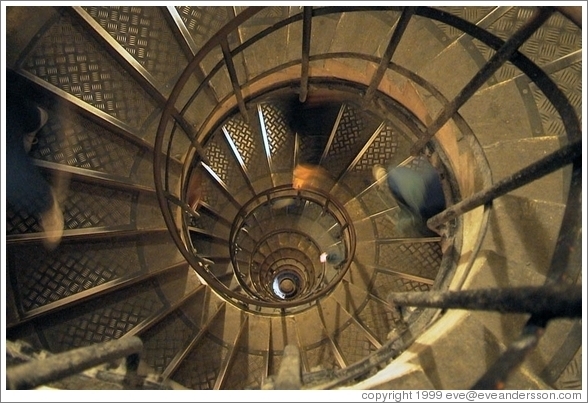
[373,157,446,237]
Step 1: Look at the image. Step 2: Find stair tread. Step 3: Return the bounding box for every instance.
[481,194,566,275]
[483,136,568,204]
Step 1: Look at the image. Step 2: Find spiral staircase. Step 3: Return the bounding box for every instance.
[3,6,583,391]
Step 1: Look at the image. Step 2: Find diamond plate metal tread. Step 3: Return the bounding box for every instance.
[530,62,582,138]
[553,347,582,390]
[333,319,378,366]
[318,296,377,367]
[22,9,159,130]
[28,107,147,181]
[440,7,582,139]
[196,168,240,221]
[259,102,296,176]
[486,8,581,76]
[32,279,166,353]
[7,240,145,313]
[81,6,189,90]
[350,186,399,224]
[305,339,341,372]
[334,276,408,344]
[175,6,234,49]
[356,297,402,346]
[202,128,256,205]
[320,104,382,179]
[222,113,273,193]
[223,349,265,390]
[5,5,580,391]
[171,334,229,390]
[6,180,135,235]
[173,5,242,99]
[376,242,442,281]
[432,6,497,42]
[334,120,412,206]
[140,310,198,374]
[189,208,230,239]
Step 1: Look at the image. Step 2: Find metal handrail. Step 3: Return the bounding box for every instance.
[6,337,143,390]
[152,5,582,387]
[156,4,580,309]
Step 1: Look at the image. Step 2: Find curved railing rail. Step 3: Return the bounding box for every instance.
[153,5,582,387]
[227,184,355,311]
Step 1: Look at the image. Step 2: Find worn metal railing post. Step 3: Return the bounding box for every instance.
[364,6,415,102]
[388,285,582,319]
[410,7,555,155]
[299,6,312,103]
[221,37,248,122]
[6,336,143,390]
[427,139,581,230]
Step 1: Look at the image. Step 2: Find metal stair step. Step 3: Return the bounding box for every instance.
[480,194,566,276]
[483,136,568,204]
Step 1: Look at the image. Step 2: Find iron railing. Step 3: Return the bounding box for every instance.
[151,6,582,388]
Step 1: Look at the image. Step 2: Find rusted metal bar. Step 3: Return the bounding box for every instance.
[299,6,312,103]
[427,139,581,229]
[388,285,581,319]
[410,7,555,155]
[472,322,543,389]
[6,336,143,390]
[364,6,415,102]
[544,161,582,285]
[470,157,582,390]
[220,37,248,122]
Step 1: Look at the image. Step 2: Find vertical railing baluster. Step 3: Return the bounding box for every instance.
[214,314,249,390]
[262,318,272,384]
[364,6,416,102]
[221,37,248,122]
[410,7,555,155]
[299,6,312,103]
[317,302,347,368]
